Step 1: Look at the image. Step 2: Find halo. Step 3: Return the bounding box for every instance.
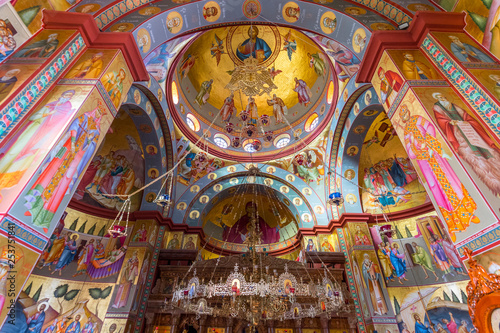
[70,233,80,240]
[38,301,49,312]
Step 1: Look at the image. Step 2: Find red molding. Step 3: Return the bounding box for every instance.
[356,11,466,83]
[41,10,149,82]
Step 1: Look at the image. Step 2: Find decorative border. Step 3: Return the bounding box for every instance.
[337,228,367,333]
[421,36,500,139]
[463,62,500,69]
[134,225,166,333]
[96,81,118,116]
[0,35,86,141]
[1,215,46,252]
[94,0,411,31]
[457,223,500,257]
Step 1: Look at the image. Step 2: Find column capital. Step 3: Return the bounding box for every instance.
[41,10,149,81]
[357,11,466,83]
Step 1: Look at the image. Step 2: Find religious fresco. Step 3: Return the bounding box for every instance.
[77,109,145,212]
[100,52,132,109]
[303,236,318,252]
[413,87,500,218]
[12,29,75,60]
[348,222,372,246]
[106,246,147,313]
[352,250,392,317]
[1,84,95,219]
[0,63,41,105]
[13,0,72,33]
[372,52,404,112]
[388,281,472,333]
[451,0,500,60]
[0,3,31,63]
[390,89,497,244]
[130,220,157,243]
[164,231,183,250]
[100,318,130,333]
[182,234,198,250]
[386,49,441,81]
[369,215,469,288]
[176,141,226,187]
[469,68,500,100]
[431,31,495,64]
[318,233,338,252]
[202,187,298,246]
[65,49,118,80]
[358,112,429,214]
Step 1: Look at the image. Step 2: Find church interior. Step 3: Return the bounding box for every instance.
[1,0,500,332]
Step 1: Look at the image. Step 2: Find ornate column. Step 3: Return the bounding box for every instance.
[266,320,274,333]
[226,317,234,333]
[357,11,500,257]
[199,315,207,333]
[0,10,147,325]
[294,319,301,333]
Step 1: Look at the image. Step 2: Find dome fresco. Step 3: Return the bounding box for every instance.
[169,25,336,161]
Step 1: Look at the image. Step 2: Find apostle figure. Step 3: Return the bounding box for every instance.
[222,201,279,244]
[361,254,388,315]
[267,94,287,124]
[402,52,437,80]
[167,234,180,249]
[52,233,78,276]
[293,77,312,106]
[82,318,95,333]
[220,93,237,123]
[432,92,500,196]
[0,90,76,200]
[308,52,326,76]
[377,242,394,282]
[26,302,47,333]
[236,26,272,62]
[67,52,104,79]
[24,106,105,232]
[389,243,408,284]
[17,33,59,58]
[132,223,148,242]
[377,68,403,108]
[66,315,82,333]
[411,242,438,281]
[353,225,371,245]
[195,79,213,106]
[245,96,258,124]
[413,314,432,333]
[184,236,195,250]
[439,235,467,275]
[0,68,20,103]
[429,235,452,277]
[102,68,127,107]
[448,35,493,63]
[0,26,16,62]
[112,251,139,308]
[399,105,479,242]
[73,238,95,277]
[321,238,334,252]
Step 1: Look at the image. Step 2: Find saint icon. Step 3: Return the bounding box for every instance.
[236,26,271,63]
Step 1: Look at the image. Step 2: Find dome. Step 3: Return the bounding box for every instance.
[169,25,337,161]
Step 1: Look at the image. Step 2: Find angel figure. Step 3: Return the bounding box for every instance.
[308,52,326,76]
[282,29,297,61]
[179,54,197,78]
[363,132,380,148]
[210,34,225,66]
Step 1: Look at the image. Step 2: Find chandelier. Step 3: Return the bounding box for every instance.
[165,208,348,326]
[225,56,277,97]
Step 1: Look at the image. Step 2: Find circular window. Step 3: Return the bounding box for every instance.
[243,139,262,152]
[304,113,319,132]
[214,133,230,148]
[273,133,291,148]
[186,113,200,132]
[171,81,179,104]
[327,81,335,104]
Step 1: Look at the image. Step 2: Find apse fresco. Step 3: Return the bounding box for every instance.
[372,52,404,112]
[12,29,75,60]
[0,63,41,105]
[390,89,497,244]
[201,186,298,246]
[65,49,118,80]
[358,112,429,214]
[100,52,133,109]
[469,68,500,101]
[76,110,145,211]
[388,281,472,333]
[431,31,495,64]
